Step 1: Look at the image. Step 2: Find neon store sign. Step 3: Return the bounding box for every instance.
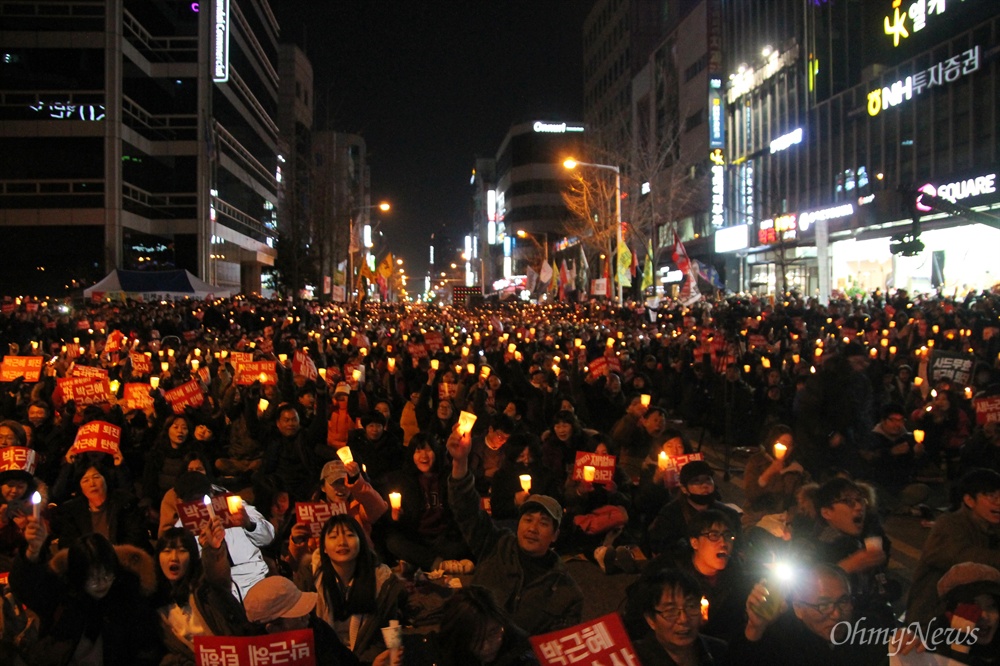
[916,173,997,212]
[532,121,584,133]
[213,0,230,83]
[884,0,977,48]
[29,101,105,121]
[758,213,797,245]
[710,150,725,227]
[867,46,979,116]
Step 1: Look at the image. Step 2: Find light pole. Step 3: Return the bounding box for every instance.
[564,159,622,304]
[349,201,390,300]
[515,229,548,264]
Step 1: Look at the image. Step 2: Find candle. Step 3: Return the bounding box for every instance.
[658,451,669,470]
[507,343,516,354]
[258,398,269,412]
[880,338,889,348]
[167,349,175,358]
[869,347,878,359]
[430,359,439,371]
[336,446,354,464]
[889,346,897,356]
[161,361,170,373]
[701,597,710,621]
[258,372,267,383]
[583,466,596,483]
[774,442,788,460]
[792,354,800,364]
[574,338,582,348]
[278,353,288,364]
[467,363,476,375]
[150,376,160,389]
[480,366,491,378]
[761,357,771,369]
[203,494,216,519]
[226,495,244,514]
[190,359,200,371]
[913,429,925,444]
[31,490,42,520]
[194,348,201,357]
[519,474,532,492]
[461,346,469,357]
[913,377,924,387]
[640,394,651,408]
[743,364,751,374]
[388,492,402,510]
[352,369,362,381]
[359,347,368,357]
[109,379,120,394]
[319,367,327,379]
[964,387,973,400]
[457,411,477,436]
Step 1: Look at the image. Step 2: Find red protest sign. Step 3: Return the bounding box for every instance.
[1,356,44,382]
[130,352,152,376]
[234,361,277,386]
[973,395,1000,425]
[177,495,245,532]
[71,364,109,380]
[163,380,205,414]
[295,501,347,537]
[0,447,38,475]
[68,421,121,460]
[667,452,705,473]
[61,377,110,406]
[123,383,154,412]
[531,613,638,666]
[195,629,316,666]
[292,350,318,381]
[572,451,617,484]
[407,342,428,359]
[424,331,444,352]
[230,351,254,367]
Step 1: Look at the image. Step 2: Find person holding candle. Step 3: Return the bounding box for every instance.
[488,434,561,527]
[909,386,971,481]
[312,458,387,541]
[468,414,517,495]
[624,568,727,666]
[741,424,810,528]
[382,433,473,573]
[540,410,594,486]
[0,452,49,571]
[298,513,407,664]
[445,424,583,635]
[254,402,325,503]
[860,404,932,515]
[648,460,740,557]
[344,411,404,493]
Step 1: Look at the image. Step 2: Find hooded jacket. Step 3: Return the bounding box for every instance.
[9,543,163,666]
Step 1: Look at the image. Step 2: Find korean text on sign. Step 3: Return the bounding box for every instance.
[572,452,617,484]
[530,613,638,666]
[195,629,315,666]
[295,501,347,537]
[0,356,44,382]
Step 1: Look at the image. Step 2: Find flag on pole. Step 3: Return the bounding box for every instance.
[577,248,590,298]
[549,259,560,297]
[617,243,633,289]
[539,259,553,286]
[641,239,655,292]
[603,253,613,298]
[672,231,702,305]
[559,260,570,300]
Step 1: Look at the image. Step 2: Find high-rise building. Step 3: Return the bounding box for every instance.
[0,0,280,295]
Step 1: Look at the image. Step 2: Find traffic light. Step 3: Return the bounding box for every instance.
[889,229,924,256]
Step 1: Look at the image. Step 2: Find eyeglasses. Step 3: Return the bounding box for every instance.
[699,530,736,543]
[832,497,868,509]
[654,601,703,623]
[796,595,853,617]
[85,572,115,588]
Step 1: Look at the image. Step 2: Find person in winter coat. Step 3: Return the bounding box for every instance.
[53,456,150,551]
[10,520,164,666]
[445,425,583,635]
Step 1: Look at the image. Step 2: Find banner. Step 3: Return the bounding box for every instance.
[1,356,44,382]
[71,365,109,380]
[123,383,155,412]
[195,629,316,666]
[590,278,608,296]
[294,501,347,537]
[130,352,152,376]
[407,343,428,359]
[973,395,1000,425]
[60,377,110,406]
[571,451,617,483]
[928,350,975,387]
[230,351,254,367]
[68,421,121,461]
[177,495,246,532]
[587,356,622,379]
[0,447,38,475]
[424,331,444,353]
[163,380,205,414]
[616,244,632,289]
[531,613,637,666]
[292,350,318,381]
[234,361,278,386]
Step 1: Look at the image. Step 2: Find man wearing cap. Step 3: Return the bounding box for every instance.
[648,460,741,556]
[446,426,583,635]
[318,459,387,539]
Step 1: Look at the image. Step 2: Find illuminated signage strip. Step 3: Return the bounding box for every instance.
[29,101,105,121]
[727,45,798,104]
[884,0,974,47]
[714,224,749,253]
[709,88,724,148]
[533,121,584,133]
[799,203,854,231]
[213,0,230,83]
[868,46,979,116]
[769,128,802,154]
[916,173,997,212]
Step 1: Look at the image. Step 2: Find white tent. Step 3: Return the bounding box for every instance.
[83,270,233,301]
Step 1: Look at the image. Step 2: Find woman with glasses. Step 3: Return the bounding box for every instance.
[624,568,727,665]
[9,519,164,665]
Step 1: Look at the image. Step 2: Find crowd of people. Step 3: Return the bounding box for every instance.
[0,288,998,665]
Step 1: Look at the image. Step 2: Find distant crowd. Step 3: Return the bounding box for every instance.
[0,289,998,665]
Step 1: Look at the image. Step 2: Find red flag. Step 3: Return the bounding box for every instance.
[672,232,702,305]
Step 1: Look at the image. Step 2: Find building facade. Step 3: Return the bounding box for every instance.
[0,0,279,295]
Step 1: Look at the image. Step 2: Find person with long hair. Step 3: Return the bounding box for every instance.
[301,514,406,663]
[153,520,253,662]
[53,455,149,550]
[10,519,163,665]
[142,414,197,506]
[741,424,810,527]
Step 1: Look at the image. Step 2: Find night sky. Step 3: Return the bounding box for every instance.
[270,0,590,280]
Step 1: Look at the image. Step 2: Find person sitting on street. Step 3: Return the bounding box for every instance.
[445,424,583,635]
[648,460,741,557]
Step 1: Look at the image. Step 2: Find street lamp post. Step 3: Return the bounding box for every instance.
[563,159,622,304]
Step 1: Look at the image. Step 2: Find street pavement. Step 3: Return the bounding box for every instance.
[567,430,940,624]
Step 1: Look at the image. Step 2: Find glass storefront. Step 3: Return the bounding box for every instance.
[831,223,1000,296]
